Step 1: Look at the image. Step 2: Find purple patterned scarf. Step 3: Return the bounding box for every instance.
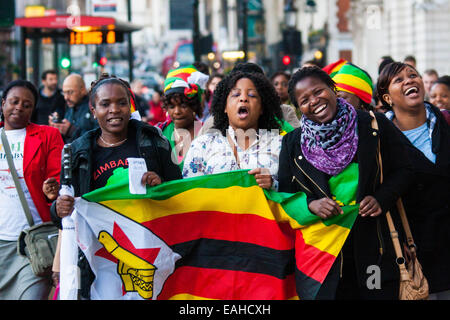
[300,98,358,176]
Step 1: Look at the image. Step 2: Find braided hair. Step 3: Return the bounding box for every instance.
[89,73,132,108]
[211,71,282,136]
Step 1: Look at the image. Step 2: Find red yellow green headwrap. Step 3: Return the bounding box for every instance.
[163,65,209,99]
[332,63,373,104]
[322,59,347,78]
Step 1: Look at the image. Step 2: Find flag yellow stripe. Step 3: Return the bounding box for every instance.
[301,221,351,257]
[100,186,291,224]
[333,73,372,93]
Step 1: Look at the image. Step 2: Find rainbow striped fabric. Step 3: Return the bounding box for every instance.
[332,63,373,104]
[76,169,359,300]
[163,65,209,99]
[322,59,347,78]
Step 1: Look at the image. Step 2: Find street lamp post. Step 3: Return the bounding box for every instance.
[127,0,133,82]
[284,0,298,30]
[192,0,201,62]
[241,0,248,62]
[281,0,302,70]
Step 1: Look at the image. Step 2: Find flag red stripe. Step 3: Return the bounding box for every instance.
[142,211,296,251]
[295,230,337,284]
[157,266,297,300]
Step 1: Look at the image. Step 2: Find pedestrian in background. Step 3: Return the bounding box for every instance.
[32,70,65,125]
[159,65,208,170]
[202,73,224,123]
[279,66,413,299]
[403,55,417,69]
[147,90,167,126]
[49,74,98,143]
[377,62,450,299]
[423,69,439,101]
[0,80,63,299]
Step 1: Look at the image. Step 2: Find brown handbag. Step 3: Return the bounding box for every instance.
[370,111,429,300]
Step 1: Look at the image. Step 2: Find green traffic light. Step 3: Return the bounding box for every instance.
[60,57,71,69]
[93,62,99,68]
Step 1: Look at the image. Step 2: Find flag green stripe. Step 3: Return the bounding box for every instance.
[264,189,358,229]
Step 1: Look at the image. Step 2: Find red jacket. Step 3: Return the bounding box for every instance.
[2,122,64,222]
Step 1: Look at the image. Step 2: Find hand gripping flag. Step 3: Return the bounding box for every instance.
[73,167,359,300]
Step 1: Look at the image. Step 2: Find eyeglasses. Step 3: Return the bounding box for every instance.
[62,90,77,96]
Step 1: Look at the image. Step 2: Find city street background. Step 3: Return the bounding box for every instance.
[0,0,449,95]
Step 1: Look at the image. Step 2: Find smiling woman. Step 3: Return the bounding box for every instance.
[0,80,64,299]
[50,73,181,299]
[377,62,450,299]
[278,66,414,300]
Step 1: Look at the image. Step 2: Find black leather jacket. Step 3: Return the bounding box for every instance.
[50,119,181,299]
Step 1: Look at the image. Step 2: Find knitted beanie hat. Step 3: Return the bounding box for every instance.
[322,59,347,78]
[332,63,373,104]
[163,65,209,99]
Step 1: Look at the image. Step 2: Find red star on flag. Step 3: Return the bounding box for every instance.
[95,222,160,265]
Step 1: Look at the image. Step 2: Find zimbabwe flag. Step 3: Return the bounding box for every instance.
[72,169,358,300]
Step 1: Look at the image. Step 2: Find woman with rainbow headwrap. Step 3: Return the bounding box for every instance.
[158,65,209,170]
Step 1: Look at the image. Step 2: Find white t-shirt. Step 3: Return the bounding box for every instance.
[0,128,42,241]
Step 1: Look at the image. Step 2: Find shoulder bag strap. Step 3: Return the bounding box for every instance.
[1,129,34,227]
[369,111,417,253]
[368,111,406,261]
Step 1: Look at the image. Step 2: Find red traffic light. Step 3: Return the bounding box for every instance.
[99,57,107,66]
[282,55,291,66]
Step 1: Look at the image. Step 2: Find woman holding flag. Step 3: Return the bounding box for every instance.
[182,70,284,190]
[278,66,413,299]
[51,73,181,299]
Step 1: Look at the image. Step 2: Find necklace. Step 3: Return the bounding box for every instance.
[99,135,127,147]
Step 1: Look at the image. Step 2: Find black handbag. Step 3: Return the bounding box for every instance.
[1,129,59,277]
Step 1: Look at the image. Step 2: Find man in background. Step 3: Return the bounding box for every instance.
[49,74,98,143]
[31,70,65,125]
[423,69,439,101]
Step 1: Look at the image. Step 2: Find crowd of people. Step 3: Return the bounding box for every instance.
[0,53,449,300]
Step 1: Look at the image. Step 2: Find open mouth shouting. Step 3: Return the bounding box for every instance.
[237,106,249,120]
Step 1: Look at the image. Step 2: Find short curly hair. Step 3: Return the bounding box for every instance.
[211,71,282,135]
[161,92,203,119]
[288,66,336,110]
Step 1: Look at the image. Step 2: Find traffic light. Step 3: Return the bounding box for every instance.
[99,56,107,66]
[282,29,303,55]
[0,0,15,28]
[60,57,71,69]
[282,55,291,66]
